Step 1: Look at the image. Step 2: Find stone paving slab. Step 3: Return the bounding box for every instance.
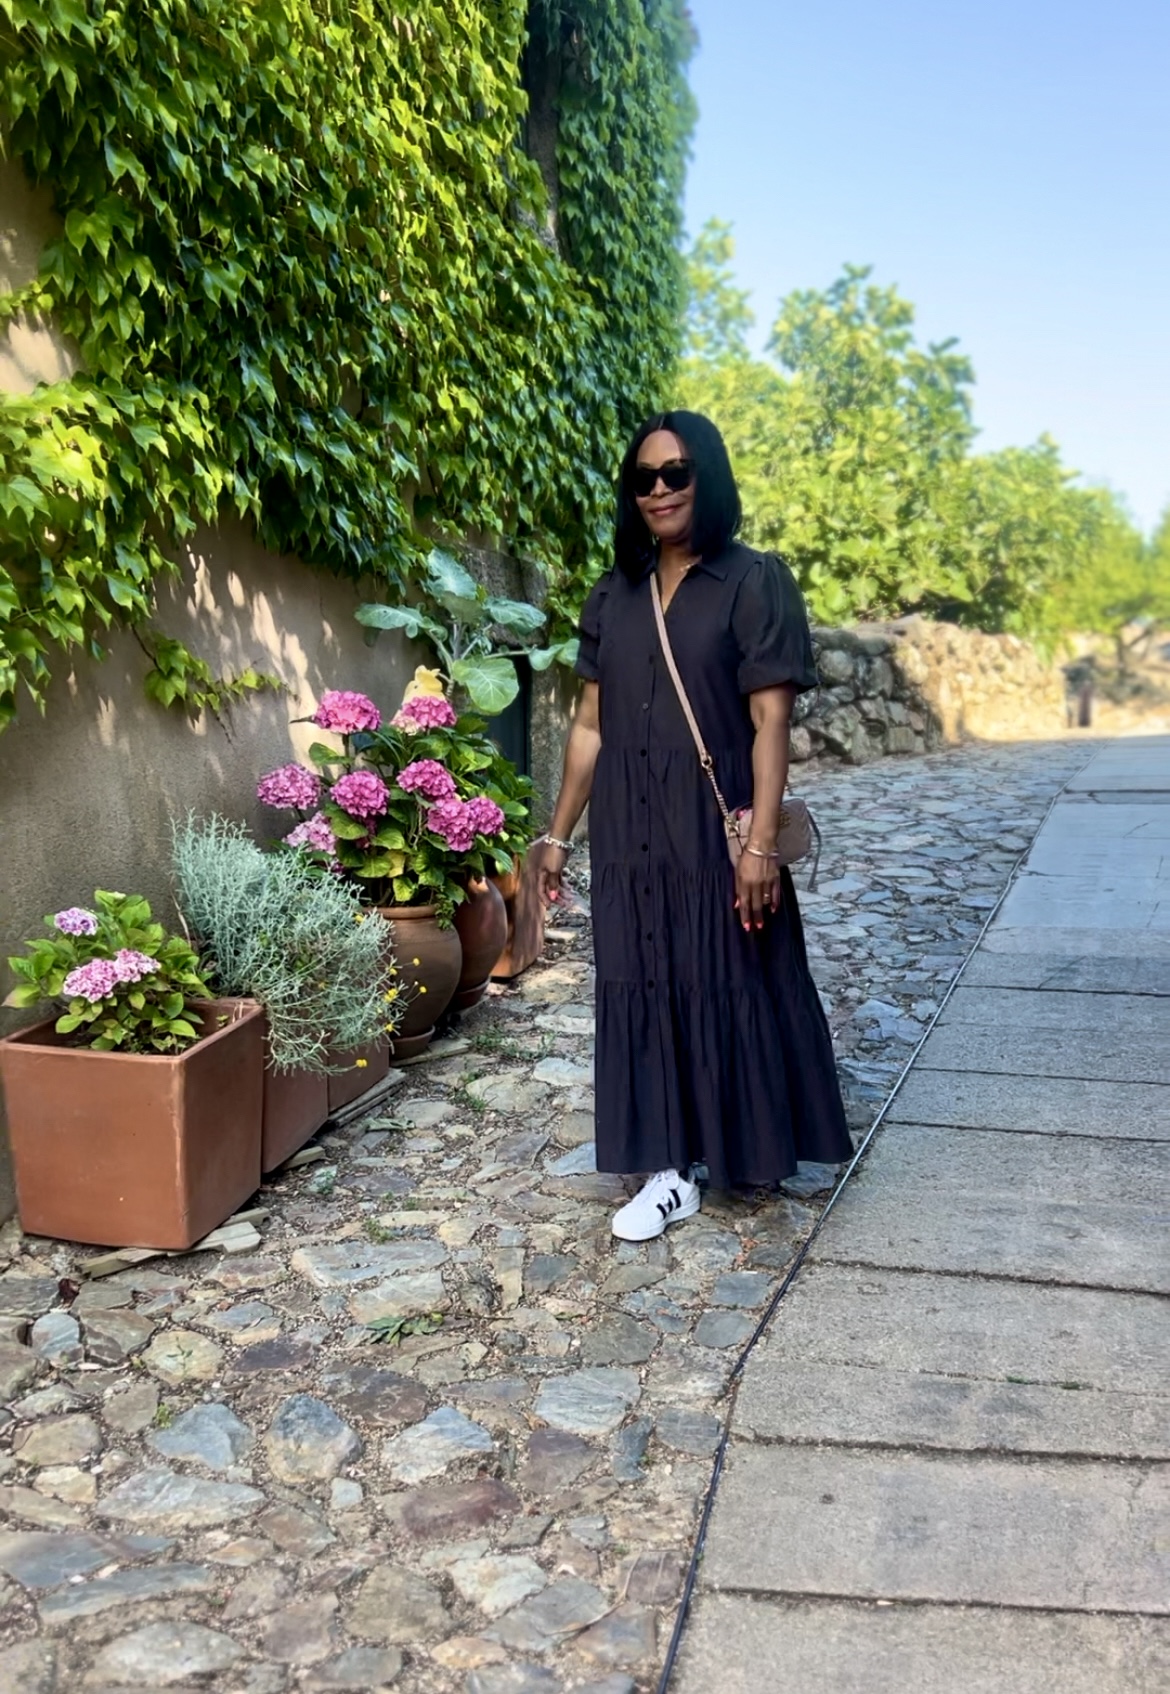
[994,881,1170,933]
[937,985,1170,1033]
[886,1068,1170,1139]
[916,1019,1170,1083]
[733,1357,1170,1458]
[733,1265,1170,1394]
[1028,824,1170,856]
[960,952,1170,994]
[1021,837,1168,877]
[1064,739,1170,791]
[1019,798,1170,835]
[812,1125,1169,1291]
[702,1445,1169,1612]
[983,922,1170,957]
[733,1267,1170,1458]
[674,1595,1170,1694]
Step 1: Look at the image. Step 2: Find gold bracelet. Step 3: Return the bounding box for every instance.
[744,844,780,860]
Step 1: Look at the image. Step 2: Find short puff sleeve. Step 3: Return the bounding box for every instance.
[574,571,612,682]
[731,553,818,696]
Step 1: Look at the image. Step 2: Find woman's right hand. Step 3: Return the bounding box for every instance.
[532,840,570,908]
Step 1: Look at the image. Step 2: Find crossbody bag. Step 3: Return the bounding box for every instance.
[650,571,822,890]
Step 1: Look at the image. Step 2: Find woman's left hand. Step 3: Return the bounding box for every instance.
[734,851,781,932]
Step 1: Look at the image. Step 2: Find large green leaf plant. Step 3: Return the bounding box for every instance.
[356,547,577,716]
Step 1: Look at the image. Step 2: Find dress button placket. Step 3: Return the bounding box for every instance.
[643,646,657,987]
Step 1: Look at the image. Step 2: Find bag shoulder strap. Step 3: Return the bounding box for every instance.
[650,572,735,828]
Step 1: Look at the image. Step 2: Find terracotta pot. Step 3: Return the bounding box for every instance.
[0,998,264,1251]
[378,903,463,1058]
[262,1059,329,1175]
[326,1040,391,1114]
[489,853,544,981]
[453,878,509,1011]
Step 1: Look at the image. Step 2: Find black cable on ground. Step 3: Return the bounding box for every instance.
[653,759,1089,1694]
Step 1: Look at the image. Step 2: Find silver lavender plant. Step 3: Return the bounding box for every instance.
[171,814,404,1073]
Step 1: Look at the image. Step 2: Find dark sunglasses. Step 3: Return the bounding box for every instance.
[632,458,694,498]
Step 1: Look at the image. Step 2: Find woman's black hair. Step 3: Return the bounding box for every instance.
[614,409,742,579]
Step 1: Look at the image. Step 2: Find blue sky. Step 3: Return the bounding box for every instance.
[681,0,1170,533]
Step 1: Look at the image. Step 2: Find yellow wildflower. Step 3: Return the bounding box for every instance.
[404,665,445,701]
[355,1057,368,1068]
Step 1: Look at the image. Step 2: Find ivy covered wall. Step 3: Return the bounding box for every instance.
[0,0,695,728]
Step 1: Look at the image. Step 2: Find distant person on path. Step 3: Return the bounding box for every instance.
[1063,658,1096,729]
[532,410,851,1242]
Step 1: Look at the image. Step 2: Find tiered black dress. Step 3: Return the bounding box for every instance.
[576,543,851,1189]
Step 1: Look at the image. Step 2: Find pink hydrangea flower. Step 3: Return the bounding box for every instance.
[397,759,457,802]
[53,907,98,936]
[426,797,477,853]
[63,958,120,1002]
[392,694,457,732]
[257,763,321,810]
[464,795,505,837]
[284,812,338,855]
[313,690,382,735]
[330,770,390,821]
[112,950,161,984]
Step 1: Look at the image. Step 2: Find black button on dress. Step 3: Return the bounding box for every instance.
[576,542,852,1189]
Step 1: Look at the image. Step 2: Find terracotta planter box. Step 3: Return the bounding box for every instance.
[0,998,264,1251]
[326,1041,391,1114]
[262,1061,330,1174]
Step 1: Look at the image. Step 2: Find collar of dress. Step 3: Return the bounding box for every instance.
[638,552,729,583]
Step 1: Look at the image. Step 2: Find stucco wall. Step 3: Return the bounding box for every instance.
[0,156,80,390]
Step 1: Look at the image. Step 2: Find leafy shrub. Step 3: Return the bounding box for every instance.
[258,673,531,922]
[171,814,403,1073]
[6,890,211,1054]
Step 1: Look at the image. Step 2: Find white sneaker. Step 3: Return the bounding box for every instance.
[612,1169,701,1242]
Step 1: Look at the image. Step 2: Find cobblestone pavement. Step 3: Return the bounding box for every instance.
[0,738,1089,1694]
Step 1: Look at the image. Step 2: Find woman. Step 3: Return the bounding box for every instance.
[534,411,851,1242]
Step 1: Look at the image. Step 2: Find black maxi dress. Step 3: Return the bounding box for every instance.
[576,542,852,1189]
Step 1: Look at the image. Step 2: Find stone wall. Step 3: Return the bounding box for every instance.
[793,617,1067,766]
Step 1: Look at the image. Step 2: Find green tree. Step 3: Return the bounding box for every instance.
[676,220,1148,641]
[1045,495,1170,665]
[682,220,754,364]
[927,441,1104,638]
